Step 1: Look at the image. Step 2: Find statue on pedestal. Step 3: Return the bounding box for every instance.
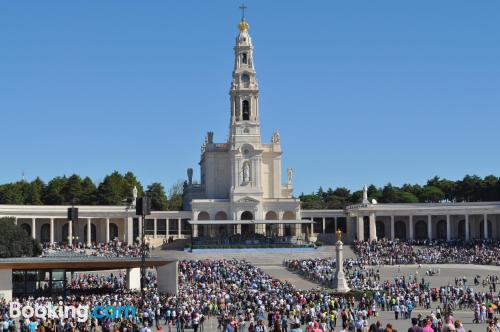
[362,185,369,204]
[132,186,138,207]
[331,228,350,293]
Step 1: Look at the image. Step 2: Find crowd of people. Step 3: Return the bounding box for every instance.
[2,258,499,332]
[352,239,500,266]
[42,240,149,258]
[65,272,127,290]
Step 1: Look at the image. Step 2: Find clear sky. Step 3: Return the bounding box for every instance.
[1,1,499,195]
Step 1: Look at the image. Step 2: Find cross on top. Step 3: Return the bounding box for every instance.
[239,3,247,20]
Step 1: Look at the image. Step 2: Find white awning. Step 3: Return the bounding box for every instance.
[188,219,309,225]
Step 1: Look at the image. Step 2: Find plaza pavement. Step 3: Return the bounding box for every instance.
[153,245,499,331]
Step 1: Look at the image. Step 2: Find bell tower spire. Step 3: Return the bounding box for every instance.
[229,5,260,144]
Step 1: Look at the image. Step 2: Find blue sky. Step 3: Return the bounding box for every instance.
[0,1,499,195]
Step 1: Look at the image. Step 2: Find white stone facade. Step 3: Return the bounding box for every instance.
[182,18,301,234]
[0,18,500,244]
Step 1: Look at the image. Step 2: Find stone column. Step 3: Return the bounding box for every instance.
[178,218,182,237]
[153,218,158,238]
[166,219,170,238]
[105,218,110,243]
[427,215,432,240]
[409,215,414,240]
[484,214,488,239]
[357,216,364,241]
[31,218,36,239]
[334,217,338,233]
[390,216,395,240]
[465,214,470,241]
[446,214,451,241]
[138,216,145,243]
[14,218,18,225]
[87,218,92,246]
[50,218,55,244]
[322,217,326,234]
[68,219,73,246]
[369,213,376,241]
[332,238,350,293]
[123,217,134,245]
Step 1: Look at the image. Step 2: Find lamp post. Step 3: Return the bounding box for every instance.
[135,196,151,299]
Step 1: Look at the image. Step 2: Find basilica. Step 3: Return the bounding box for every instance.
[0,16,499,246]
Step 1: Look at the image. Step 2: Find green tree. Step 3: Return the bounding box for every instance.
[397,191,419,203]
[97,171,126,205]
[0,183,25,204]
[43,176,67,204]
[80,177,97,205]
[166,181,184,211]
[61,174,83,204]
[26,178,45,205]
[147,182,169,211]
[380,184,398,203]
[419,186,444,202]
[0,218,42,257]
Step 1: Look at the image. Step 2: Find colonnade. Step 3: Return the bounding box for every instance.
[354,212,497,241]
[11,217,188,246]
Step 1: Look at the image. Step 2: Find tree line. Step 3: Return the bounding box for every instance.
[0,171,183,211]
[299,175,500,210]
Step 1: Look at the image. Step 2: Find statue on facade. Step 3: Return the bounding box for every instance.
[187,168,193,185]
[132,186,138,207]
[287,167,293,185]
[272,131,280,144]
[243,163,250,182]
[362,185,369,204]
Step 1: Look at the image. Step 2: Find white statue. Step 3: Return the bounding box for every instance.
[243,163,250,182]
[272,131,280,144]
[362,185,369,203]
[287,168,293,185]
[132,186,138,206]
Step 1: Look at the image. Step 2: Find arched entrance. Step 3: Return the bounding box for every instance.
[197,212,210,237]
[109,223,119,241]
[436,220,447,240]
[265,211,278,237]
[84,224,97,244]
[215,211,231,236]
[283,211,296,236]
[395,220,406,240]
[40,223,50,243]
[240,211,255,235]
[376,221,385,239]
[414,220,427,240]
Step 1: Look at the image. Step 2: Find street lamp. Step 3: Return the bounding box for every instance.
[135,196,151,298]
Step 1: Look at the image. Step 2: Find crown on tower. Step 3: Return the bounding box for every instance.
[239,19,249,32]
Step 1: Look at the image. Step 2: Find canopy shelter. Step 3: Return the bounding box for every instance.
[0,256,178,301]
[187,219,315,249]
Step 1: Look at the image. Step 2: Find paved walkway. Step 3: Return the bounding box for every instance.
[253,264,319,291]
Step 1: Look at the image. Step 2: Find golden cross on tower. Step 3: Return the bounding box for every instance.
[239,3,247,20]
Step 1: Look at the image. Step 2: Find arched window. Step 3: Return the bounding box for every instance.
[242,100,250,120]
[40,224,50,243]
[241,74,250,88]
[242,53,248,64]
[110,223,119,241]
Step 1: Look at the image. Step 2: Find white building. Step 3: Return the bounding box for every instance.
[0,16,499,245]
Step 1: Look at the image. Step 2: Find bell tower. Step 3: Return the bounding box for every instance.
[229,7,260,145]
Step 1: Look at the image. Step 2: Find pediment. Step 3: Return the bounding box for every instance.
[236,196,260,203]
